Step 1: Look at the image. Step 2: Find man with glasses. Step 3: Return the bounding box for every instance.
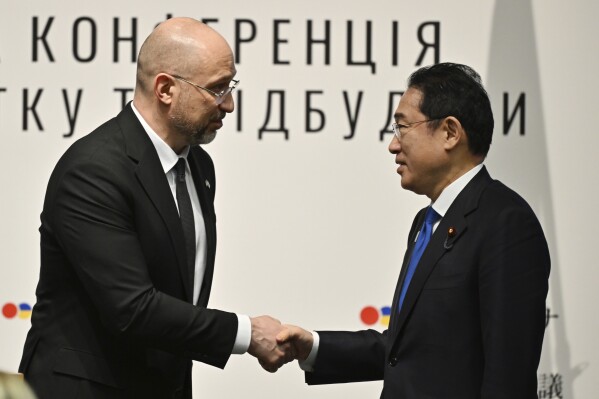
[278,63,550,398]
[19,17,291,398]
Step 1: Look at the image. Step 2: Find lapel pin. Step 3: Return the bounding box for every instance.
[444,227,457,250]
[205,180,210,189]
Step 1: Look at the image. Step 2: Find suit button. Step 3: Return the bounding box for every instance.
[388,357,398,367]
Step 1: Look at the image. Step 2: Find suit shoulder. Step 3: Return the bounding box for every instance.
[481,179,534,211]
[477,179,543,230]
[57,115,133,173]
[46,116,135,198]
[60,117,125,164]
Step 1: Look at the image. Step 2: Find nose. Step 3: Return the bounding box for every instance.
[218,92,235,113]
[388,134,401,154]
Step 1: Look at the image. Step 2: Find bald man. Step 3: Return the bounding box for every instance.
[19,18,289,399]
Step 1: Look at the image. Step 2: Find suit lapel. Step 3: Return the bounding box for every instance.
[118,105,193,303]
[187,149,216,307]
[389,167,493,347]
[389,209,425,334]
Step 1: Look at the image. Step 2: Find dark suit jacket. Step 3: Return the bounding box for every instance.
[306,167,550,398]
[19,104,238,399]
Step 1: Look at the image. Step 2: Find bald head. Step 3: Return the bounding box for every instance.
[135,18,233,96]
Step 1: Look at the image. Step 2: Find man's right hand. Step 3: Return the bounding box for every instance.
[248,316,293,373]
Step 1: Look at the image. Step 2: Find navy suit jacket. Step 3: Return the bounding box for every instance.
[19,104,238,399]
[306,167,550,398]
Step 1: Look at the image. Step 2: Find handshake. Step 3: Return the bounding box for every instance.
[248,316,313,373]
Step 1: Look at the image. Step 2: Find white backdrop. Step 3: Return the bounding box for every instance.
[1,1,597,398]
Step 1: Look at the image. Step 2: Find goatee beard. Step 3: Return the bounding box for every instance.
[191,130,217,145]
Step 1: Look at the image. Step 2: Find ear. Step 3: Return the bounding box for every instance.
[154,73,176,105]
[442,116,465,151]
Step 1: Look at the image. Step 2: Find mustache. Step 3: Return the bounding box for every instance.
[212,112,226,122]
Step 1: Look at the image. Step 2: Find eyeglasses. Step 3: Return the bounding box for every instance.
[173,75,239,105]
[391,118,444,140]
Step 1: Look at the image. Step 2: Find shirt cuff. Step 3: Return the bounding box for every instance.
[231,314,251,354]
[298,330,320,372]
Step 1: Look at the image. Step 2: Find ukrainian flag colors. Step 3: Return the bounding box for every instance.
[18,303,32,319]
[360,305,391,327]
[2,302,32,319]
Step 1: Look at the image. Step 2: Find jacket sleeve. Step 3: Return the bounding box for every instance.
[305,329,387,384]
[478,200,550,397]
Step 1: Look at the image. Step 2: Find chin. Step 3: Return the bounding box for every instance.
[400,178,416,193]
[399,175,410,188]
[191,130,217,145]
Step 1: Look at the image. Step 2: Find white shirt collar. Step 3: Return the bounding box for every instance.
[131,102,189,173]
[431,163,484,217]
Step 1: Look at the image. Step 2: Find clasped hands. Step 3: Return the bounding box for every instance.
[248,316,313,373]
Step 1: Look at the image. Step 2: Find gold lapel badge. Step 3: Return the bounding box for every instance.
[444,227,457,249]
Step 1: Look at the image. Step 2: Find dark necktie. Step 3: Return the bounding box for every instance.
[175,158,196,276]
[398,206,441,311]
